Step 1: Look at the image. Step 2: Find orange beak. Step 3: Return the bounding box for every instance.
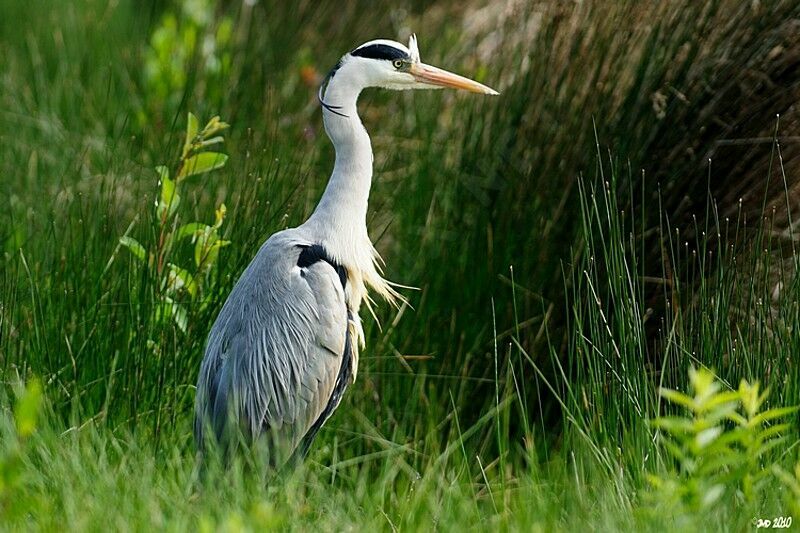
[409,62,499,95]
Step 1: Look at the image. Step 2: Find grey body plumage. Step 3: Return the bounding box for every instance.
[194,229,350,464]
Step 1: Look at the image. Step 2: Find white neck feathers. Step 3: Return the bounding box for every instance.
[302,59,400,311]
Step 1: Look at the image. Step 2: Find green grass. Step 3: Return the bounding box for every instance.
[2,0,800,530]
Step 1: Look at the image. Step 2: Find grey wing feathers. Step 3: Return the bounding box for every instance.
[194,230,348,463]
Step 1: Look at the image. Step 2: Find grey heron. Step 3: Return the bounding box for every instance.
[194,35,497,467]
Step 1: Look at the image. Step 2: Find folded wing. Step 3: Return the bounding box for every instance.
[194,230,349,465]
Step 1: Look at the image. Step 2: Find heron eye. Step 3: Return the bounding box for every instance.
[392,59,404,69]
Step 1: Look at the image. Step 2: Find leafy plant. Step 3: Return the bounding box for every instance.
[648,367,798,518]
[772,462,800,518]
[120,113,231,332]
[0,378,43,516]
[733,380,798,501]
[141,0,233,124]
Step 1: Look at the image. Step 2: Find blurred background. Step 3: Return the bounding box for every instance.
[1,1,800,524]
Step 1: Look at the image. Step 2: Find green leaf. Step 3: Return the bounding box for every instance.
[176,222,208,241]
[14,378,43,439]
[157,172,180,219]
[162,296,188,332]
[183,113,199,158]
[695,426,722,449]
[119,236,146,262]
[657,434,687,462]
[201,115,229,138]
[177,152,228,180]
[195,236,230,269]
[756,436,788,457]
[755,423,791,443]
[160,174,177,205]
[700,390,740,413]
[697,450,743,475]
[714,427,746,447]
[166,263,197,297]
[214,203,227,228]
[750,406,798,427]
[689,366,721,403]
[651,416,693,434]
[645,473,665,489]
[194,233,211,268]
[156,194,180,221]
[156,165,170,182]
[194,239,206,268]
[701,484,725,507]
[739,379,764,417]
[198,136,225,149]
[772,465,800,494]
[702,401,740,426]
[658,388,695,410]
[166,263,187,289]
[726,412,747,426]
[173,304,188,333]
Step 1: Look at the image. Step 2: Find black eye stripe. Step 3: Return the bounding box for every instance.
[351,44,409,62]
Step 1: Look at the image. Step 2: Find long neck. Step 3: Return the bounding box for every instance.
[305,75,373,244]
[301,63,400,316]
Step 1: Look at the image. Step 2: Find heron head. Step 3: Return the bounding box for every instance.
[327,35,498,96]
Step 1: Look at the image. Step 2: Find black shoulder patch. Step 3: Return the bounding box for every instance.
[351,43,408,61]
[297,244,347,288]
